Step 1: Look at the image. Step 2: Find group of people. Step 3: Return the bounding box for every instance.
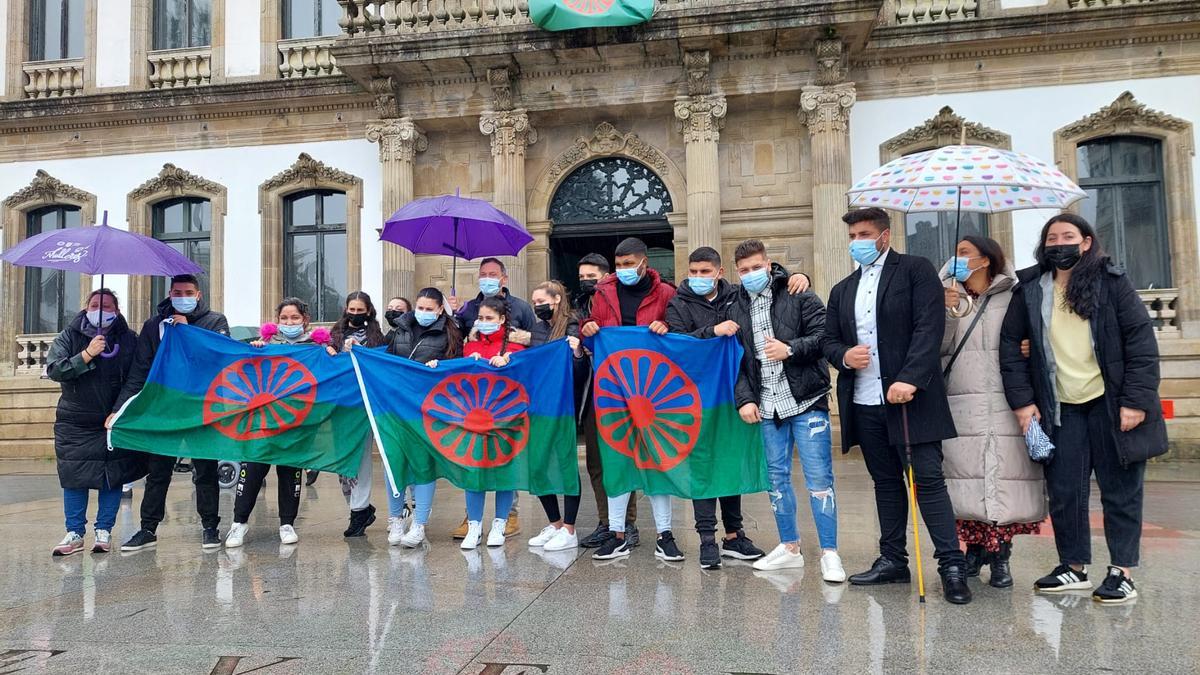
[45,206,1164,607]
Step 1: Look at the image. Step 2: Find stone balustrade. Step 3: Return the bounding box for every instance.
[1140,288,1180,336]
[14,334,55,377]
[279,38,341,79]
[893,0,978,24]
[22,59,84,99]
[148,48,212,89]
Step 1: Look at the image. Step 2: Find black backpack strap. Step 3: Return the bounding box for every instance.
[943,293,992,379]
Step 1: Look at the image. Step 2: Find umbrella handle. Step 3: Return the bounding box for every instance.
[902,404,927,603]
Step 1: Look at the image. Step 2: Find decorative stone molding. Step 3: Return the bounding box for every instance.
[799,83,856,136]
[148,48,212,89]
[546,122,671,181]
[2,171,97,375]
[278,38,340,79]
[480,109,538,156]
[258,154,364,322]
[126,164,228,325]
[369,75,400,119]
[366,118,428,163]
[893,0,978,24]
[1054,91,1198,337]
[487,67,516,111]
[813,38,845,87]
[673,95,727,144]
[22,59,85,99]
[683,50,712,97]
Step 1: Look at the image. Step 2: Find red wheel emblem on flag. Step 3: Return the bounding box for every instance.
[202,357,317,441]
[594,348,701,471]
[564,0,614,14]
[423,373,530,468]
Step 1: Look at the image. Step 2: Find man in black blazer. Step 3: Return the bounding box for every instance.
[821,207,971,604]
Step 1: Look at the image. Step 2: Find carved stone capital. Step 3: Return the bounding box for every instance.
[814,38,846,86]
[683,50,712,97]
[479,109,537,156]
[368,76,400,119]
[799,83,856,137]
[366,118,428,163]
[673,94,727,144]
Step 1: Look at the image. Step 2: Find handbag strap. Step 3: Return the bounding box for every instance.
[943,293,992,378]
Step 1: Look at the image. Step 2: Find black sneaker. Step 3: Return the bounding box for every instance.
[120,529,158,552]
[344,504,377,537]
[592,535,631,560]
[626,523,640,548]
[1034,564,1091,593]
[202,528,221,550]
[579,523,613,548]
[1092,567,1138,604]
[720,530,765,560]
[655,531,685,562]
[699,536,721,570]
[305,470,320,486]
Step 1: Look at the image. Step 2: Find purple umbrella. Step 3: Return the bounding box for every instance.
[1,211,202,357]
[380,192,533,294]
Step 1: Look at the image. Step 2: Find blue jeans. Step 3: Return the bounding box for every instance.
[466,490,515,523]
[383,471,436,526]
[63,485,122,535]
[760,409,838,549]
[609,493,672,534]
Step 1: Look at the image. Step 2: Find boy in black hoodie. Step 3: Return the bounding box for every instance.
[107,274,230,552]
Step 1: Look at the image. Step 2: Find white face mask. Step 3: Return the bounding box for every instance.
[86,310,116,329]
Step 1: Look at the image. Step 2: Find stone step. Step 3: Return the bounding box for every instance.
[1159,379,1200,399]
[1166,417,1200,440]
[0,407,57,424]
[1156,338,1200,357]
[0,438,53,459]
[0,423,58,440]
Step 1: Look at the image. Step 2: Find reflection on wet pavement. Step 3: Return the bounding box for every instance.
[0,458,1196,674]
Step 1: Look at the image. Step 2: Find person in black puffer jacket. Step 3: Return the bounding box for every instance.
[48,289,144,556]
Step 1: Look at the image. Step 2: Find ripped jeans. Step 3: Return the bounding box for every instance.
[760,409,837,549]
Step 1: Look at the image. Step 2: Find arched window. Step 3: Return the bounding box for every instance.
[151,197,211,304]
[902,148,988,268]
[153,0,211,50]
[284,190,347,322]
[24,205,82,334]
[281,0,341,39]
[1077,136,1171,289]
[29,0,84,61]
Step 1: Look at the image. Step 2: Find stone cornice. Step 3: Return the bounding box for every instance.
[128,163,226,201]
[3,170,95,208]
[261,153,362,192]
[882,106,1010,154]
[546,123,671,180]
[1057,90,1190,139]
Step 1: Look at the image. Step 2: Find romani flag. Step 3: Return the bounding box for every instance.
[351,340,580,496]
[109,324,371,476]
[589,328,768,499]
[529,0,654,31]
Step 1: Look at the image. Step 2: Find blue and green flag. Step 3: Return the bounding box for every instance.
[530,0,654,31]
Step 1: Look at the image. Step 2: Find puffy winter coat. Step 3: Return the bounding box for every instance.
[454,289,536,333]
[463,329,527,360]
[585,268,676,328]
[939,266,1046,525]
[664,277,739,339]
[46,312,146,490]
[387,312,461,363]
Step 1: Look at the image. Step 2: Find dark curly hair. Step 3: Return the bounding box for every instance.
[1035,213,1110,319]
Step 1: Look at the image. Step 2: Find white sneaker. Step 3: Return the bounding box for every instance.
[544,528,579,552]
[460,521,483,550]
[401,523,426,548]
[225,523,249,548]
[528,525,560,547]
[487,518,507,547]
[387,517,405,546]
[279,524,299,545]
[753,543,805,571]
[820,550,847,583]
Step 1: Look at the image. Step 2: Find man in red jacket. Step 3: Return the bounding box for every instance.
[580,238,684,562]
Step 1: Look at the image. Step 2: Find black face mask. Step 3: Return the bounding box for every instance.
[534,303,554,322]
[347,313,368,328]
[578,279,598,295]
[1043,244,1082,271]
[384,310,404,327]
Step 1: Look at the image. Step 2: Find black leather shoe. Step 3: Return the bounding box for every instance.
[964,544,986,578]
[941,565,973,604]
[849,557,912,586]
[989,542,1013,589]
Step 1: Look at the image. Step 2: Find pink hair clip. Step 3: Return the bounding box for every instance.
[310,327,331,345]
[260,322,279,340]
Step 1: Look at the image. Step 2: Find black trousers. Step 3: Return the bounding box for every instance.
[234,463,302,526]
[692,496,744,536]
[140,453,220,532]
[583,406,636,526]
[854,404,965,569]
[538,488,582,527]
[1046,398,1145,568]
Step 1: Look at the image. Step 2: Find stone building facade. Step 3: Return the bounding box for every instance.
[1,0,1198,457]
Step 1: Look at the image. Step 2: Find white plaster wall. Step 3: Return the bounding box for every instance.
[95,0,132,88]
[850,75,1200,270]
[0,140,383,328]
[223,0,261,78]
[0,1,8,95]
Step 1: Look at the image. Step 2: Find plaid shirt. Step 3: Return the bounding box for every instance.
[750,285,822,420]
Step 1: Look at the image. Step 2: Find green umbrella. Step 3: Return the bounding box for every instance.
[530,0,654,31]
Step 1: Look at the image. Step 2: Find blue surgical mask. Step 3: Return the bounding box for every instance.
[688,276,716,296]
[475,320,501,335]
[948,256,978,283]
[740,268,770,294]
[171,296,198,314]
[86,310,116,329]
[414,309,439,327]
[479,278,501,297]
[278,323,305,340]
[849,239,882,267]
[616,264,643,286]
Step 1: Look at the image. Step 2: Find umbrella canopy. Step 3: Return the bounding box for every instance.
[847,144,1086,214]
[0,215,203,277]
[380,193,533,260]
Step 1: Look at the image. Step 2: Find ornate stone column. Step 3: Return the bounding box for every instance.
[673,51,725,254]
[480,108,537,296]
[367,116,427,300]
[800,82,856,300]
